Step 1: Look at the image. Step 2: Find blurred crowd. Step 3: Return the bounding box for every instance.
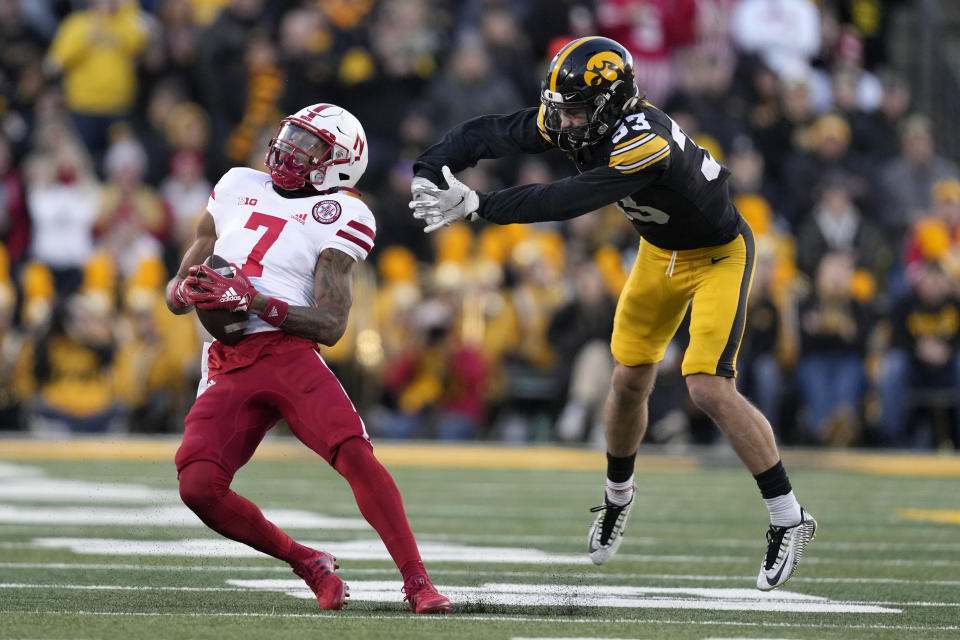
[1,0,958,450]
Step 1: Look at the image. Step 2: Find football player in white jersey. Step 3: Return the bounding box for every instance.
[164,103,450,614]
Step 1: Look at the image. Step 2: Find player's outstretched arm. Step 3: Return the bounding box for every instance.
[413,108,552,184]
[165,211,217,315]
[247,248,355,346]
[478,166,661,225]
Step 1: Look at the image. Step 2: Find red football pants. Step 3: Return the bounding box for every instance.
[176,335,424,578]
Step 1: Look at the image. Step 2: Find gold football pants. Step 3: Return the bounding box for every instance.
[611,225,755,377]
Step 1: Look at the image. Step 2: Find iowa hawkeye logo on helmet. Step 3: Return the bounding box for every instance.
[584,51,625,86]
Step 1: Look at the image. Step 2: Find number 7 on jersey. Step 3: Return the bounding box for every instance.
[240,212,287,277]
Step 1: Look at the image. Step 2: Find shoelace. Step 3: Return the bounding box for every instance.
[590,502,627,545]
[294,556,335,587]
[402,576,432,602]
[763,525,790,570]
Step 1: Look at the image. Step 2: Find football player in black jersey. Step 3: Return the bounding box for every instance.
[410,36,817,590]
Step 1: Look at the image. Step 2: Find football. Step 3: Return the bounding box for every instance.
[193,254,249,346]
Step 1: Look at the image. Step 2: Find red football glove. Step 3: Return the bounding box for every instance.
[186,263,258,313]
[169,277,194,309]
[178,265,214,306]
[171,266,214,307]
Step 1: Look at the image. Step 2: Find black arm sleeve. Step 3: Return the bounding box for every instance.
[413,108,554,184]
[477,165,662,224]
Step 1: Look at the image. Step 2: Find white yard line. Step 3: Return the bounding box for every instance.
[5,610,960,632]
[2,562,960,588]
[0,562,296,573]
[556,553,960,569]
[417,532,960,553]
[0,583,250,592]
[0,481,178,503]
[3,530,959,560]
[4,520,959,552]
[12,536,960,568]
[0,505,367,529]
[0,581,920,614]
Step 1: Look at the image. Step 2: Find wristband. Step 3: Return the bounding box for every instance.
[260,297,289,327]
[170,278,190,309]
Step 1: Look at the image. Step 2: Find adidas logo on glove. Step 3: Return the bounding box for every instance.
[219,287,243,303]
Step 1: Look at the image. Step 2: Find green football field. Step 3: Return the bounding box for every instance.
[0,439,958,639]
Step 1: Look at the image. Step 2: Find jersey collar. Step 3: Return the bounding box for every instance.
[272,185,363,199]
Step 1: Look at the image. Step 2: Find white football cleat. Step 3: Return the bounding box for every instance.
[756,508,818,591]
[587,486,635,565]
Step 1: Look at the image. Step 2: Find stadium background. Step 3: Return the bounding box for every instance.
[0,0,958,451]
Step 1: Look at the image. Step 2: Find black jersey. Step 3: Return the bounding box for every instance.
[413,103,744,250]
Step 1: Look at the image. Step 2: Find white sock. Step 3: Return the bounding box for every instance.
[764,490,802,527]
[605,476,635,506]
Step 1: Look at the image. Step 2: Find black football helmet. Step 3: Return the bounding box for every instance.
[541,36,639,151]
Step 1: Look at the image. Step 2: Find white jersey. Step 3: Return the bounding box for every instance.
[206,167,376,335]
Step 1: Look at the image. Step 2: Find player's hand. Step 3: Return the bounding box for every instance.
[409,166,479,233]
[170,275,196,308]
[410,175,438,203]
[178,265,217,306]
[409,175,445,230]
[188,263,257,313]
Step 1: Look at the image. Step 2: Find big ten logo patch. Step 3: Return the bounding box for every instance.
[312,200,342,224]
[237,196,258,206]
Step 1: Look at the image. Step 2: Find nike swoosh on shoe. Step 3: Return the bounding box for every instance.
[765,554,789,586]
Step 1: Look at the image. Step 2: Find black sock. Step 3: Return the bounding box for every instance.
[753,460,792,499]
[606,451,637,484]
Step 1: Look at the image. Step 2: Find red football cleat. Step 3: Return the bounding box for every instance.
[292,551,348,610]
[402,575,451,614]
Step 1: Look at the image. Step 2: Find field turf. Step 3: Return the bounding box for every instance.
[0,438,958,639]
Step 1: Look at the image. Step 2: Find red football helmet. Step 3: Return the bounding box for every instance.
[265,103,368,191]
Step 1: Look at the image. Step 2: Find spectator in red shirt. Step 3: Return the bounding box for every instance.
[597,0,697,104]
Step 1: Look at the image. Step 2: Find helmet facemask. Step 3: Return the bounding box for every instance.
[542,91,608,151]
[542,81,632,152]
[265,122,342,191]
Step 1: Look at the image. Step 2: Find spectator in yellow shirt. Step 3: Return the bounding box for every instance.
[46,0,147,166]
[21,292,121,433]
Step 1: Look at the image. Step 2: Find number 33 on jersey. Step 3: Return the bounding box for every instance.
[206,167,376,335]
[606,105,737,251]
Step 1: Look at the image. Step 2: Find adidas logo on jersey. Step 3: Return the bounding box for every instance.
[219,287,242,304]
[291,213,307,225]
